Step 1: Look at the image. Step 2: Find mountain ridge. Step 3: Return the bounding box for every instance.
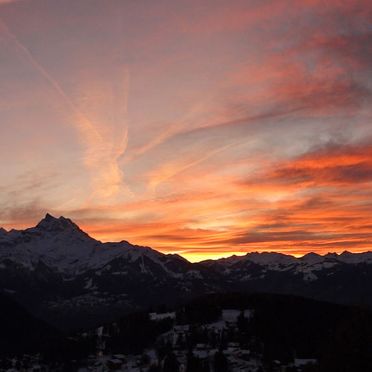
[2,213,372,265]
[2,214,372,330]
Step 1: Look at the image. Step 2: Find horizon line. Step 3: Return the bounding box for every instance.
[1,213,372,263]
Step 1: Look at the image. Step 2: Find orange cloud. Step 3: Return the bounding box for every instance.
[1,0,371,263]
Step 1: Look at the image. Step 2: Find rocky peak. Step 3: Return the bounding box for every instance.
[36,213,82,233]
[300,252,322,264]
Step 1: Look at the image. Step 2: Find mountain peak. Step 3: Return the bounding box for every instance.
[36,213,81,233]
[340,250,353,256]
[324,252,339,260]
[300,252,322,264]
[243,251,296,265]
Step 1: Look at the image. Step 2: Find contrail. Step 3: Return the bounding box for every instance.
[122,100,214,164]
[0,19,131,199]
[0,20,102,145]
[114,68,130,161]
[149,139,241,190]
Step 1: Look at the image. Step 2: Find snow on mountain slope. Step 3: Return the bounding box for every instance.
[2,214,372,330]
[1,215,372,279]
[201,249,372,282]
[0,214,212,329]
[338,250,372,264]
[0,214,183,276]
[242,252,297,269]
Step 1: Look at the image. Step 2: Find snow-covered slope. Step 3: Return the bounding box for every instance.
[2,214,371,278]
[0,214,213,329]
[0,214,181,276]
[1,214,372,330]
[202,250,372,278]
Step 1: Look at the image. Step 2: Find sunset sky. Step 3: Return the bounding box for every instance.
[0,0,371,261]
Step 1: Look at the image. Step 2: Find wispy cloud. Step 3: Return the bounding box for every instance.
[0,19,130,202]
[1,0,371,261]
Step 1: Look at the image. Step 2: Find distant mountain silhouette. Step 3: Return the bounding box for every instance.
[1,214,372,330]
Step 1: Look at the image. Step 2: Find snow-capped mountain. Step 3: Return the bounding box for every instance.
[202,249,372,280]
[0,214,216,329]
[202,250,372,311]
[1,214,372,330]
[0,213,183,275]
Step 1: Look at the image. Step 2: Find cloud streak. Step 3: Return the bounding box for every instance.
[0,18,130,202]
[0,0,371,261]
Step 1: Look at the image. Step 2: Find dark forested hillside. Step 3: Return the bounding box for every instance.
[0,293,61,356]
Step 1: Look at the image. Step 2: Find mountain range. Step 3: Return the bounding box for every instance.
[1,214,372,330]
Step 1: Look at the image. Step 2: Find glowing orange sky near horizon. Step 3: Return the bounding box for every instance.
[0,0,371,262]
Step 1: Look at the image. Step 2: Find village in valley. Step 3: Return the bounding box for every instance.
[0,302,318,372]
[81,305,318,372]
[0,305,318,372]
[89,308,266,372]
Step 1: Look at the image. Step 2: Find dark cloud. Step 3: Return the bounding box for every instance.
[241,141,372,188]
[224,230,372,246]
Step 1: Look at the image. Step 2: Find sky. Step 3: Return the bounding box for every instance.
[0,0,371,261]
